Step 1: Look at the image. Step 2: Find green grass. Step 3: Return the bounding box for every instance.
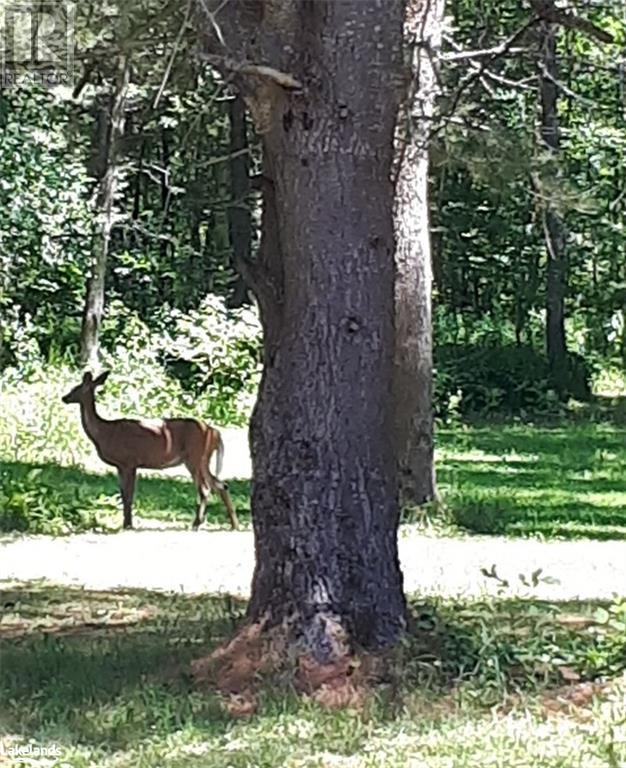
[1,372,625,539]
[0,461,251,533]
[436,423,626,539]
[1,586,625,767]
[2,422,626,538]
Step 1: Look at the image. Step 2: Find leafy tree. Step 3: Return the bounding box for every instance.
[0,86,93,366]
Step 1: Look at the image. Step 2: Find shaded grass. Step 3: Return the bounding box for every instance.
[0,460,251,532]
[1,585,625,767]
[435,422,626,540]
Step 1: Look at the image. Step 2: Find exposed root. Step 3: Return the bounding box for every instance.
[190,618,384,715]
[190,620,270,692]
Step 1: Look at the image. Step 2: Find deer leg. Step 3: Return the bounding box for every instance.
[192,480,209,531]
[207,472,239,531]
[218,485,239,531]
[186,461,208,530]
[117,467,136,530]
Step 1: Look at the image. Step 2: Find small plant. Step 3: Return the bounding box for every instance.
[0,468,98,534]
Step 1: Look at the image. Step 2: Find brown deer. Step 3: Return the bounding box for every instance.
[62,371,239,531]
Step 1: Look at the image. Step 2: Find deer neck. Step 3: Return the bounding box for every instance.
[80,392,105,444]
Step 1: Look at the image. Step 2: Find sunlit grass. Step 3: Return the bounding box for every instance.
[436,423,626,539]
[1,373,625,539]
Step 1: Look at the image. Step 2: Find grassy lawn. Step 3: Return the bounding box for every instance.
[1,421,625,538]
[2,373,625,539]
[1,585,625,767]
[437,423,626,540]
[0,460,252,533]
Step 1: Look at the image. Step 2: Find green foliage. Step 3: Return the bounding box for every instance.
[434,344,592,418]
[405,597,626,698]
[436,0,626,370]
[0,365,90,466]
[159,296,262,424]
[100,296,261,425]
[0,85,94,366]
[0,467,98,534]
[0,459,251,533]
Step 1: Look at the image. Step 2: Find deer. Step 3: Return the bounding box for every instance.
[62,371,239,531]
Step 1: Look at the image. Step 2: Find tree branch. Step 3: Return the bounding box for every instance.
[529,0,614,44]
[200,54,303,91]
[442,45,528,61]
[153,0,193,109]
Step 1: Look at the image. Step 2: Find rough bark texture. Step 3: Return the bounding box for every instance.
[80,55,131,369]
[539,22,568,378]
[393,0,444,507]
[200,0,407,662]
[227,95,253,308]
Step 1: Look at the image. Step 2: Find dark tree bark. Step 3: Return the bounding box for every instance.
[200,0,407,662]
[393,0,445,508]
[227,95,253,308]
[80,54,131,369]
[539,22,568,379]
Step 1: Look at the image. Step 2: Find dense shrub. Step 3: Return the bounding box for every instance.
[434,344,592,418]
[0,85,94,367]
[100,295,261,425]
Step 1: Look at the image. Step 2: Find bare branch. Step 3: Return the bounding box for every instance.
[200,54,303,91]
[197,0,228,47]
[443,35,536,92]
[529,0,614,44]
[432,16,540,144]
[442,45,528,61]
[153,0,193,110]
[539,63,596,107]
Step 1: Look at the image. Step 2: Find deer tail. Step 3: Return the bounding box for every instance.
[214,429,224,479]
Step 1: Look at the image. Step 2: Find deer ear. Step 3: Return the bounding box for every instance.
[82,371,93,384]
[93,370,110,387]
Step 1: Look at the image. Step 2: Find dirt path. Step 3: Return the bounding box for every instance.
[1,525,625,601]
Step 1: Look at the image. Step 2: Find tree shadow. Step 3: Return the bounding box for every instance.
[0,584,246,750]
[1,584,623,755]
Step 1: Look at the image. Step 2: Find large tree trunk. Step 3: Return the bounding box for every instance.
[227,95,253,308]
[393,0,445,508]
[80,55,130,369]
[539,22,568,381]
[201,1,407,663]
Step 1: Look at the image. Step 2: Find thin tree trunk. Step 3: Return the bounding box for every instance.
[227,95,252,308]
[80,54,131,369]
[393,0,445,507]
[539,22,568,380]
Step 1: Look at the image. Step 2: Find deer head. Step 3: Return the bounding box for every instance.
[62,371,110,404]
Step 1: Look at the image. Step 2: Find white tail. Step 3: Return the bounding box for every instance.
[214,431,224,479]
[62,371,239,531]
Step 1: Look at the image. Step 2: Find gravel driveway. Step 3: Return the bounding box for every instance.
[1,526,625,602]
